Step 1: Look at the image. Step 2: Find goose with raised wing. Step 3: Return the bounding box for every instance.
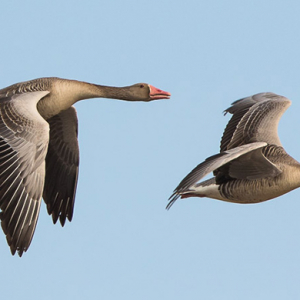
[0,77,171,256]
[167,92,299,209]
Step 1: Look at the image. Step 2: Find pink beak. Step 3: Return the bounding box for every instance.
[149,85,171,100]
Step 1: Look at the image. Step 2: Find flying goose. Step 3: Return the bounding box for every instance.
[167,92,299,209]
[0,77,171,256]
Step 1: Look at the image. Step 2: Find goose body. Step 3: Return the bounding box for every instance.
[0,77,170,256]
[167,92,300,209]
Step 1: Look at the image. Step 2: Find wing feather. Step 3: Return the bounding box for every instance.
[220,93,291,151]
[167,142,268,209]
[43,106,79,226]
[0,91,49,256]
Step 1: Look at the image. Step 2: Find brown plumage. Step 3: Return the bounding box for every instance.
[167,92,300,209]
[0,77,170,256]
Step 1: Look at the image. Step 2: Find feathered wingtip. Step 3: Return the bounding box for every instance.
[166,192,181,210]
[222,93,277,116]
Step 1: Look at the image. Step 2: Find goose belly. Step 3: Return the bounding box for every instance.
[218,177,299,203]
[185,176,300,204]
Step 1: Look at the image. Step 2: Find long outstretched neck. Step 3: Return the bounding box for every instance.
[92,84,137,101]
[37,79,132,119]
[65,80,134,102]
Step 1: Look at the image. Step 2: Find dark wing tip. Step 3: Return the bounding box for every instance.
[166,193,180,210]
[16,248,25,257]
[59,216,66,227]
[51,209,59,224]
[8,237,27,257]
[48,199,74,227]
[59,211,73,227]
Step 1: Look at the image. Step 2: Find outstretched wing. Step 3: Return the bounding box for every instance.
[220,93,291,151]
[0,91,50,256]
[167,142,272,209]
[43,106,79,226]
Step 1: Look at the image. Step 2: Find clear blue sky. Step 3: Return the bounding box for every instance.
[1,0,300,299]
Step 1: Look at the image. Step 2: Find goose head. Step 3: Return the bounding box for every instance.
[124,83,171,101]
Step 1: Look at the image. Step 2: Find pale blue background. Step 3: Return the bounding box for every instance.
[1,0,300,299]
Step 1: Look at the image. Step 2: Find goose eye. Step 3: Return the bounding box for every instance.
[140,84,145,88]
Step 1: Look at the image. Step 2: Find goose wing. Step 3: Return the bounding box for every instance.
[214,145,282,181]
[220,93,291,151]
[0,91,50,256]
[43,106,79,226]
[167,142,281,209]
